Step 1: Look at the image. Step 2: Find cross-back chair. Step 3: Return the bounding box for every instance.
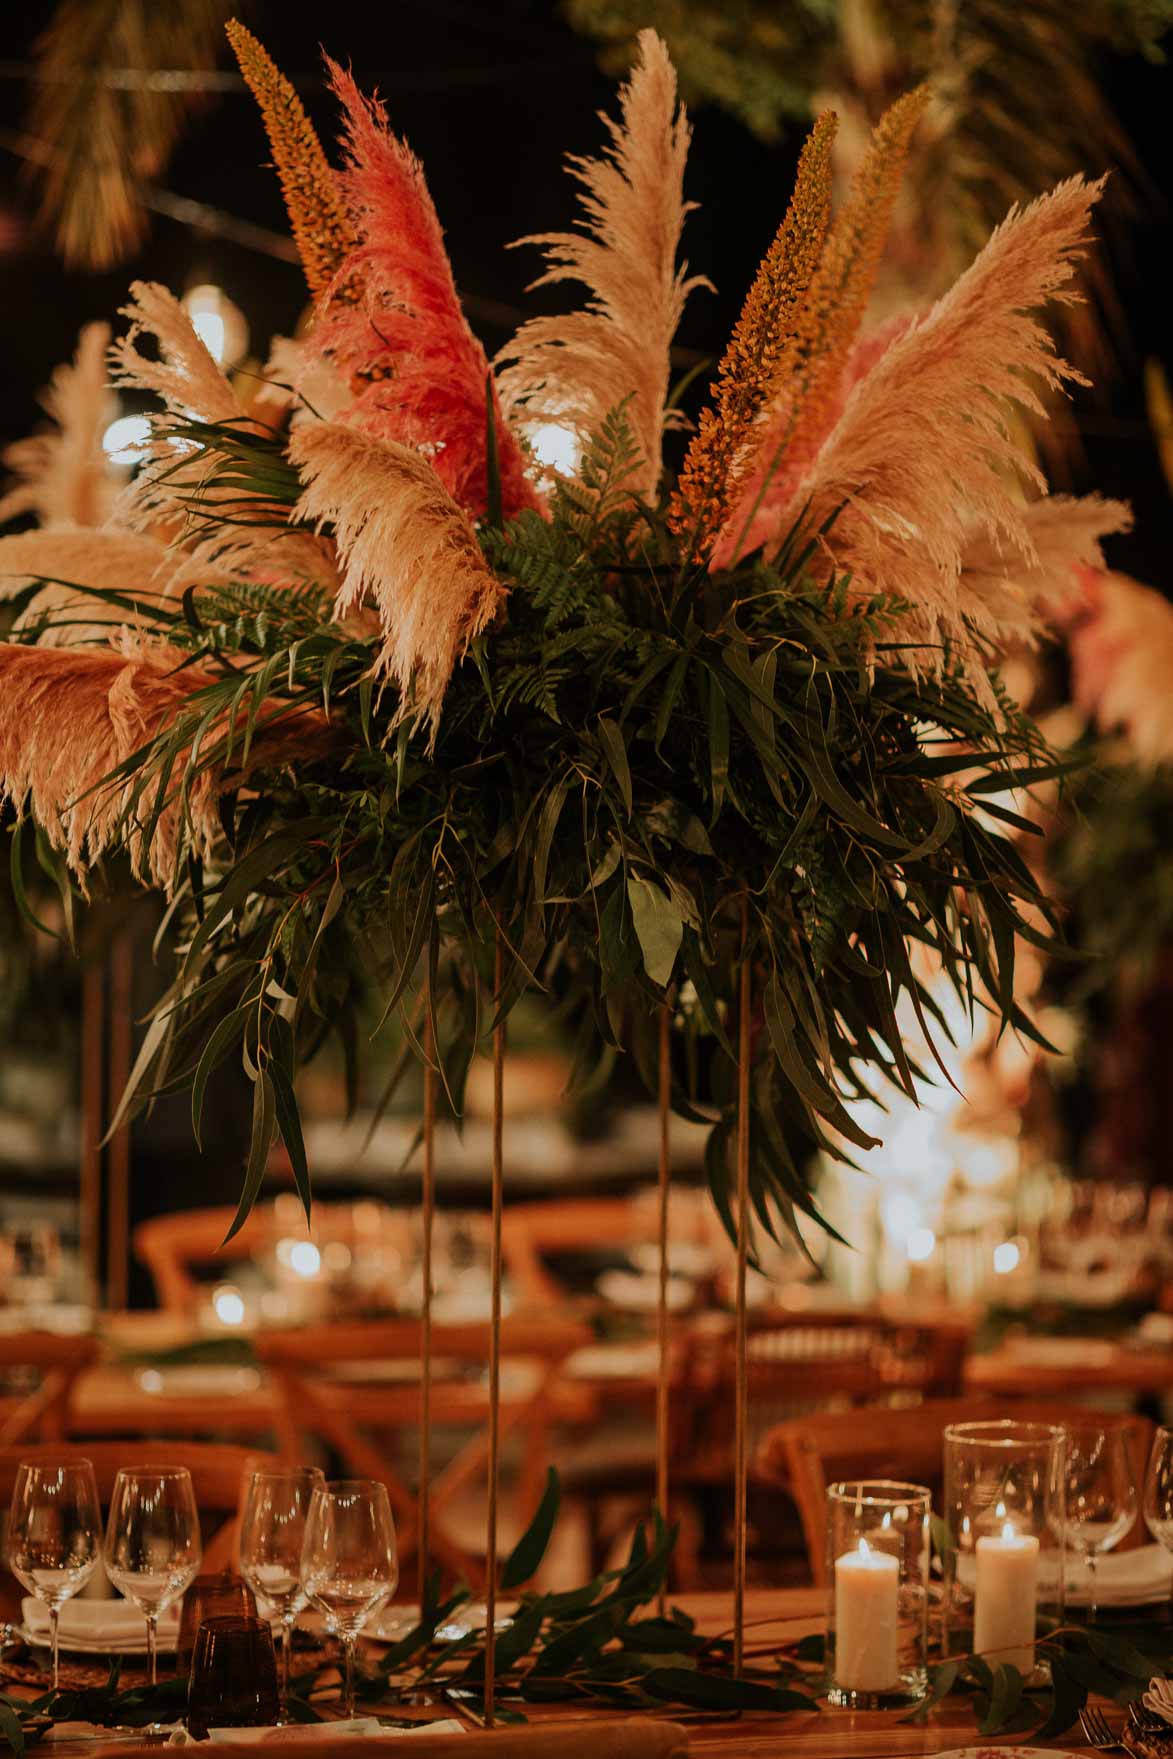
[0,1331,98,1445]
[133,1199,409,1315]
[758,1396,1154,1584]
[255,1315,592,1589]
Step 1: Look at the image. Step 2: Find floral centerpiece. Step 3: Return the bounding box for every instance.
[0,23,1128,1242]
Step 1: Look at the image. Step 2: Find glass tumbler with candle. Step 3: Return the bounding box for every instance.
[942,1421,1066,1678]
[826,1480,932,1707]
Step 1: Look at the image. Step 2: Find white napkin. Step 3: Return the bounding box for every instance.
[168,1722,464,1745]
[1143,1677,1173,1727]
[1064,1544,1173,1607]
[22,1597,182,1652]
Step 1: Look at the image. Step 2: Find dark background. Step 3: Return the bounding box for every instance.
[2,0,1171,579]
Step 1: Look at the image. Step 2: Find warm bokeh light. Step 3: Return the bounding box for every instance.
[102,413,152,464]
[529,422,581,476]
[906,1227,936,1263]
[182,283,249,368]
[288,1240,322,1279]
[211,1283,246,1325]
[992,1239,1022,1275]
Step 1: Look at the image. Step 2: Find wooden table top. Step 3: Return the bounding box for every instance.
[7,1589,1094,1758]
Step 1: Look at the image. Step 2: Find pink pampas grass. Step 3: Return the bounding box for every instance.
[308,63,537,523]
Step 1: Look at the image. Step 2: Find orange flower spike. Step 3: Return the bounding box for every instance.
[670,109,838,541]
[226,19,356,300]
[784,85,931,459]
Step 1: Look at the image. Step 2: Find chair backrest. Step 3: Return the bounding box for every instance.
[0,1439,282,1571]
[759,1397,1154,1584]
[680,1312,973,1475]
[255,1315,591,1589]
[133,1199,409,1314]
[501,1198,676,1306]
[0,1331,98,1444]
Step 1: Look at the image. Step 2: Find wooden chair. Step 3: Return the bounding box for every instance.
[500,1196,722,1307]
[758,1396,1154,1584]
[255,1315,592,1590]
[0,1439,282,1574]
[0,1331,98,1444]
[133,1199,409,1314]
[678,1312,972,1489]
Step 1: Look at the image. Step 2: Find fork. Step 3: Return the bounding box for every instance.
[1080,1704,1129,1751]
[1130,1699,1170,1736]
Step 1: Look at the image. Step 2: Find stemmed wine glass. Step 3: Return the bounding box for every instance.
[1143,1426,1173,1575]
[4,1458,101,1688]
[300,1480,398,1718]
[104,1466,202,1687]
[1062,1425,1138,1620]
[239,1465,325,1716]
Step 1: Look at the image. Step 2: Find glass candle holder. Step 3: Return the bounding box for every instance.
[826,1480,932,1707]
[187,1616,279,1738]
[942,1421,1066,1679]
[177,1570,257,1676]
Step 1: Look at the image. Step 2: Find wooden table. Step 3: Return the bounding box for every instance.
[8,1589,1093,1757]
[966,1341,1173,1398]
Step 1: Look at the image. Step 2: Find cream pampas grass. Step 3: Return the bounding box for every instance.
[778,175,1107,688]
[1069,573,1173,766]
[0,636,335,887]
[109,281,242,424]
[290,422,506,737]
[0,640,219,885]
[0,528,237,644]
[0,323,115,529]
[496,29,706,499]
[960,493,1131,633]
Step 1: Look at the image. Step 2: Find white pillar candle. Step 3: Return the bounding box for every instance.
[973,1522,1040,1675]
[834,1539,900,1693]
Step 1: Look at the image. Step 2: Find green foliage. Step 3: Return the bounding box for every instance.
[0,1481,816,1748]
[5,401,1070,1253]
[910,1621,1170,1739]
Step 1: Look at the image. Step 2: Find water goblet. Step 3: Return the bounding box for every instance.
[1062,1425,1137,1620]
[300,1480,397,1717]
[104,1466,202,1686]
[239,1465,324,1715]
[4,1458,101,1688]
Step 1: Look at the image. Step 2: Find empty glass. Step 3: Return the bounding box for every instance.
[104,1466,202,1685]
[239,1465,324,1714]
[4,1458,101,1687]
[300,1480,397,1716]
[1143,1426,1173,1564]
[1062,1425,1138,1620]
[187,1616,280,1738]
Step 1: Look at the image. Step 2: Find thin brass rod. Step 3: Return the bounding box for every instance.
[105,935,133,1311]
[734,898,751,1676]
[656,994,672,1617]
[484,931,506,1726]
[418,1001,437,1608]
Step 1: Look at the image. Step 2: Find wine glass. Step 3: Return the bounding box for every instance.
[239,1466,325,1715]
[1143,1426,1173,1567]
[1062,1425,1138,1620]
[4,1458,101,1688]
[300,1480,397,1717]
[104,1466,202,1686]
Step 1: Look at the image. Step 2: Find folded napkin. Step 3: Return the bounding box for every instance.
[169,1722,464,1745]
[22,1597,182,1651]
[1143,1677,1173,1726]
[1064,1544,1173,1606]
